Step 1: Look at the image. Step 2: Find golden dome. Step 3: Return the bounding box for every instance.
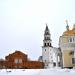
[63,30,75,36]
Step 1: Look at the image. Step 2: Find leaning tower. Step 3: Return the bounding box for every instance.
[42,24,54,68]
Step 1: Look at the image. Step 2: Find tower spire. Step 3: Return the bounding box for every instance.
[65,20,69,31]
[44,23,50,35]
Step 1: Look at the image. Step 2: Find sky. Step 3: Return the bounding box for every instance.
[0,0,75,60]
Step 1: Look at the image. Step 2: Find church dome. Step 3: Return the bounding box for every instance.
[63,30,75,36]
[63,24,75,36]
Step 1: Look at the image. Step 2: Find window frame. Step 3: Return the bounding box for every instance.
[14,59,22,64]
[72,58,75,64]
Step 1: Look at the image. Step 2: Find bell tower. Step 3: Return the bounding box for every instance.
[42,24,53,68]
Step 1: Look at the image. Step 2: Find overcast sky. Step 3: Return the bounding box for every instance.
[0,0,75,60]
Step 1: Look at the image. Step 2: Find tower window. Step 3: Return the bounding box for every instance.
[47,43,49,46]
[45,49,46,51]
[44,43,46,46]
[51,56,53,58]
[50,43,51,46]
[45,60,46,62]
[47,37,49,40]
[50,53,51,55]
[45,37,46,40]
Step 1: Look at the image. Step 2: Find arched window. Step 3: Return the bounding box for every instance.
[44,43,46,46]
[47,43,49,46]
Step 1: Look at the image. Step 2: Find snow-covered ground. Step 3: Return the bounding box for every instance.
[0,69,40,75]
[0,68,75,75]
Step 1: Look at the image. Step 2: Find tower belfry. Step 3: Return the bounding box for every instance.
[42,24,61,68]
[43,24,51,47]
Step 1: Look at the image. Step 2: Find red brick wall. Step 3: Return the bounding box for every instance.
[0,51,44,69]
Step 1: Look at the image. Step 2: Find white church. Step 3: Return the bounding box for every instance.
[38,24,62,68]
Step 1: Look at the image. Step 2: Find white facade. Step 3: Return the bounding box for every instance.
[42,47,53,68]
[42,25,61,68]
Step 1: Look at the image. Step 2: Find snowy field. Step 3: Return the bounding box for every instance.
[0,68,75,75]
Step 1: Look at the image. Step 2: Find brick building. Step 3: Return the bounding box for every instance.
[0,51,44,69]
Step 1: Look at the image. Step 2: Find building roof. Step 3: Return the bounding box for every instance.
[5,50,27,60]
